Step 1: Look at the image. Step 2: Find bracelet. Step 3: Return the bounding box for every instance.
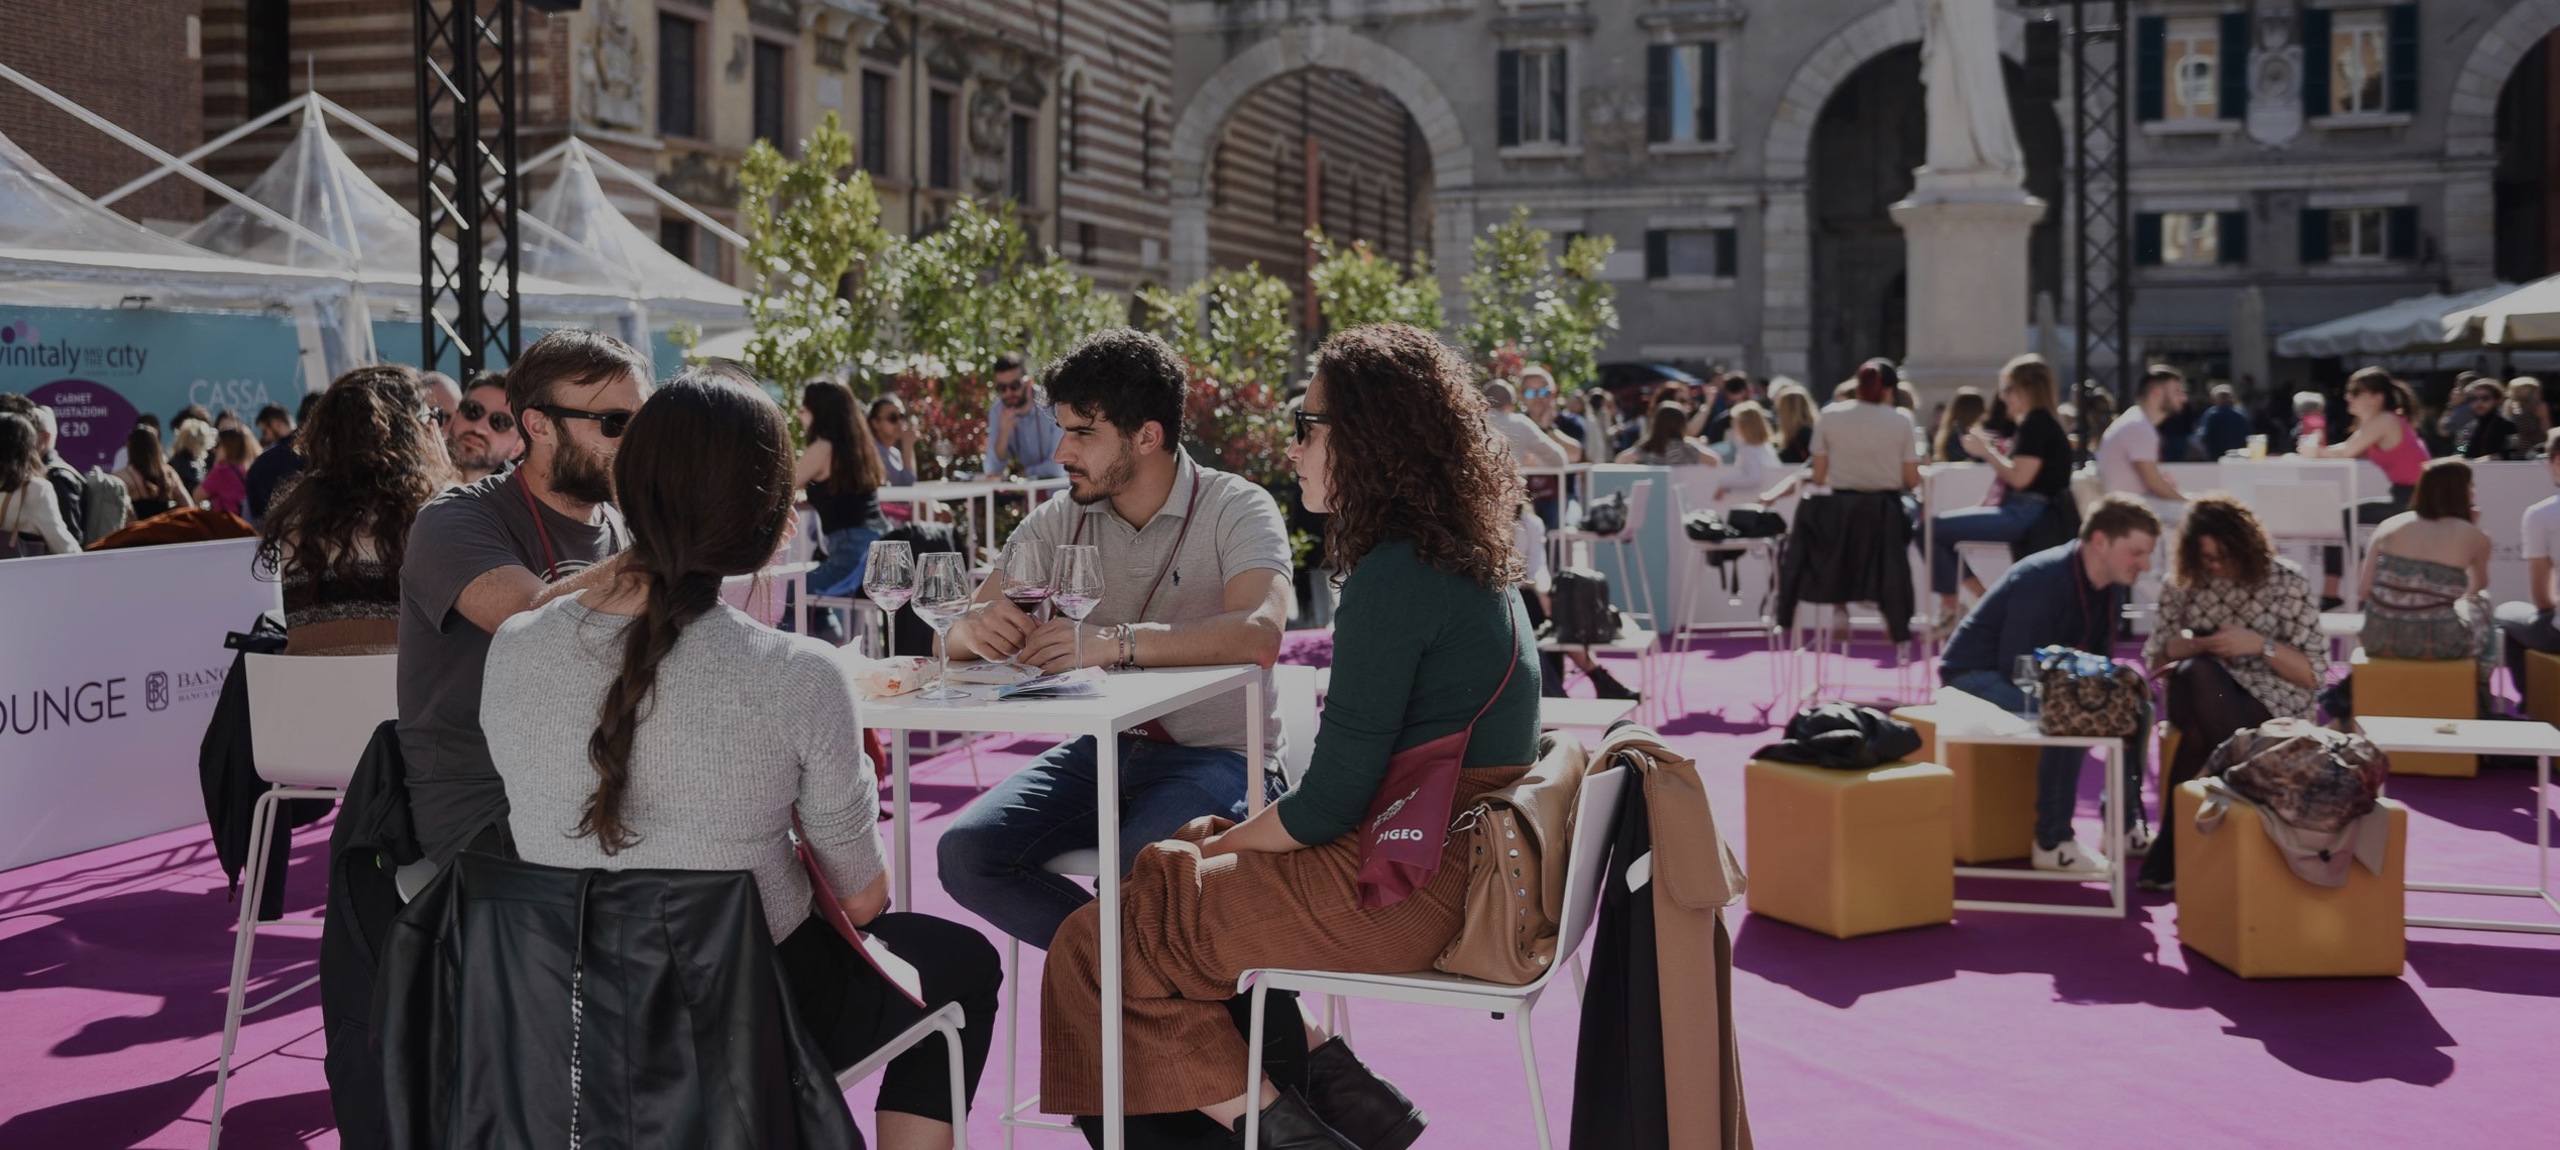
[1111,623,1139,671]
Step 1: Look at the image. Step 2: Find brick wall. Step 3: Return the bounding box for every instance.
[0,0,205,226]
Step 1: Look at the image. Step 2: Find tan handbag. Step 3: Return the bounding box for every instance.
[1433,735,1588,986]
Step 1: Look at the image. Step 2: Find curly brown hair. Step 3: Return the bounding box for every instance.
[1310,324,1524,588]
[258,365,451,587]
[2172,493,2275,589]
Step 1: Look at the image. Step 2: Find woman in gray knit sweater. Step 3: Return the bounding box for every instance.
[483,366,997,1150]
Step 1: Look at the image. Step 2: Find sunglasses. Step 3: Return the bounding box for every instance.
[424,406,451,427]
[458,397,516,433]
[1523,386,1555,399]
[1293,408,1331,445]
[533,403,635,439]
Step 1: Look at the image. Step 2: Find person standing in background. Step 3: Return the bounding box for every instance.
[199,427,256,518]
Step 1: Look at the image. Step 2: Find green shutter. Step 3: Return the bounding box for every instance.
[2387,5,2419,114]
[1498,50,1521,147]
[2135,16,2165,122]
[2219,12,2250,120]
[1715,228,1738,278]
[2219,210,2249,266]
[2302,8,2332,118]
[1552,49,1570,145]
[2135,213,2163,265]
[1645,230,1668,279]
[2387,206,2419,260]
[2300,208,2332,264]
[1647,45,1671,143]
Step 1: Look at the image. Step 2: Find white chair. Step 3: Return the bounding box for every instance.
[996,665,1320,1147]
[1236,767,1630,1150]
[207,652,398,1150]
[836,1002,972,1149]
[1954,541,2015,595]
[721,559,817,630]
[1666,485,1787,713]
[1551,478,1659,633]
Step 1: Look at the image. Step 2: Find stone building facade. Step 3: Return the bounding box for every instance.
[1172,1,2560,393]
[0,0,205,226]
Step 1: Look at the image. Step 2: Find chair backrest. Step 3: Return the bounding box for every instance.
[245,652,398,789]
[1546,765,1632,982]
[2254,481,2346,540]
[2068,465,2105,517]
[1955,540,2015,590]
[1275,663,1320,787]
[1617,479,1653,541]
[1667,466,1720,519]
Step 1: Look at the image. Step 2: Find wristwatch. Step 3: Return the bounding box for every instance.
[2262,637,2277,660]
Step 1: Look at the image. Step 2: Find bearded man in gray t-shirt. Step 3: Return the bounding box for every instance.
[936,329,1294,948]
[395,330,653,861]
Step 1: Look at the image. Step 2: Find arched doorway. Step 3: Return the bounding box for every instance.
[2495,32,2560,284]
[1806,46,2063,389]
[1201,67,1435,322]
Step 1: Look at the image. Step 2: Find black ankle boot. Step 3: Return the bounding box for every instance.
[1230,1087,1359,1149]
[1303,1038,1427,1150]
[1587,665,1641,701]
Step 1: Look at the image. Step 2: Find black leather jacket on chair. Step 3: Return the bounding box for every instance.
[1775,490,1915,643]
[374,853,860,1150]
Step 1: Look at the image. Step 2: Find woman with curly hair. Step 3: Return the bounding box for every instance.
[257,365,454,654]
[1041,323,1539,1148]
[2137,492,2326,887]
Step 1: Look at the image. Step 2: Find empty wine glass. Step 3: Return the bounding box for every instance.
[863,540,915,658]
[911,551,973,701]
[996,544,1052,668]
[1051,544,1106,670]
[2012,653,2040,718]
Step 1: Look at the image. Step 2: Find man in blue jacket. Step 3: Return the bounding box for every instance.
[1940,495,2161,873]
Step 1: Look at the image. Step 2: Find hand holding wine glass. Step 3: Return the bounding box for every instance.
[1051,544,1106,670]
[911,551,973,702]
[862,540,915,658]
[996,544,1052,668]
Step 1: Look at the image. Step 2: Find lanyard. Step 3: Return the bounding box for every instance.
[1070,467,1201,623]
[521,476,561,581]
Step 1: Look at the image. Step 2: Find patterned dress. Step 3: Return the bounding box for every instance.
[2360,552,2492,674]
[2141,561,2328,719]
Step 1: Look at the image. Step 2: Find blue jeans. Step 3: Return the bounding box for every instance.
[937,736,1280,948]
[1946,668,2146,851]
[1930,493,2048,595]
[791,525,881,641]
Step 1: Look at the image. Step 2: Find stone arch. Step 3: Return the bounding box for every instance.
[1756,1,2026,377]
[2444,0,2560,160]
[1167,25,1471,287]
[1058,57,1088,174]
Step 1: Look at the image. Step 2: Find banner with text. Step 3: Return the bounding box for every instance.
[0,539,280,870]
[0,306,309,472]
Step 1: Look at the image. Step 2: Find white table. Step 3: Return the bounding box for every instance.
[1933,708,2131,919]
[860,664,1267,1149]
[2356,716,2560,935]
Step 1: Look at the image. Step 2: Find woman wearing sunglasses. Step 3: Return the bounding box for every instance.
[257,364,455,654]
[1041,324,1539,1148]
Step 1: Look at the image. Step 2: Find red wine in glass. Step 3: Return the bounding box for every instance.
[1003,584,1053,618]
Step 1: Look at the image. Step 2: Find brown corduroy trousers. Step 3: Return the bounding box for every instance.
[1040,765,1528,1117]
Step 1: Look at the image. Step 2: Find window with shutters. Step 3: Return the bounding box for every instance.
[928,89,955,190]
[2330,207,2388,261]
[859,71,892,177]
[657,12,702,139]
[1499,48,1570,148]
[2161,212,2220,265]
[1647,42,1721,146]
[2329,9,2389,116]
[2164,18,2219,121]
[1645,228,1737,282]
[1010,112,1035,205]
[752,39,790,145]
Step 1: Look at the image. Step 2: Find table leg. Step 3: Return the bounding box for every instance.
[1246,677,1267,814]
[893,732,913,911]
[1095,729,1125,1150]
[2542,754,2551,901]
[2107,743,2126,917]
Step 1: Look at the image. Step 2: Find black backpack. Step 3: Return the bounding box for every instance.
[1547,567,1621,645]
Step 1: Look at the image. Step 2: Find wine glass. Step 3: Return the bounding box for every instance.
[996,544,1052,668]
[2012,653,2040,718]
[862,540,915,658]
[911,551,973,702]
[1051,544,1106,670]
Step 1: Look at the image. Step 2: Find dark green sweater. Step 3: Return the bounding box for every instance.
[1277,538,1543,845]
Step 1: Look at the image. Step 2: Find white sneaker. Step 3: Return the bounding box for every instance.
[2032,840,2112,874]
[2125,824,2155,856]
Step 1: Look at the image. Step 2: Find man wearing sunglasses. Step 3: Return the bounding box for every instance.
[444,370,526,483]
[983,352,1066,479]
[397,329,652,864]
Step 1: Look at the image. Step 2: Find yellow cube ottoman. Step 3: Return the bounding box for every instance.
[2526,650,2560,727]
[2173,780,2407,979]
[1745,758,1955,939]
[2350,650,2477,777]
[1894,706,2042,862]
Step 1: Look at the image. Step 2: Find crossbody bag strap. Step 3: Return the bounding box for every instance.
[1458,594,1522,736]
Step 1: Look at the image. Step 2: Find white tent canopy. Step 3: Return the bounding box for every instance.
[527,138,748,326]
[2442,273,2560,348]
[2274,284,2516,359]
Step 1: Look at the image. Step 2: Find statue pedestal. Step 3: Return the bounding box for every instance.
[1889,174,2046,397]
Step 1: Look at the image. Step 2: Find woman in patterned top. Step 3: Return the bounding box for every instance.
[256,365,454,654]
[2139,493,2327,888]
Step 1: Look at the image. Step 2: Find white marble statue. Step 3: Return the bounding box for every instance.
[1920,0,2025,177]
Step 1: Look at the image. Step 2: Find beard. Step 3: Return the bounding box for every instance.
[448,431,500,475]
[547,435,616,505]
[1066,451,1136,506]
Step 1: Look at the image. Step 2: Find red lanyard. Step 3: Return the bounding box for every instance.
[1069,468,1201,623]
[521,477,561,581]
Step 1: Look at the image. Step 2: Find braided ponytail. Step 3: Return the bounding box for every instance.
[578,569,720,853]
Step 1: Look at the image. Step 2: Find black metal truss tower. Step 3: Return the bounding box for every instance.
[2032,1,2135,404]
[414,0,540,374]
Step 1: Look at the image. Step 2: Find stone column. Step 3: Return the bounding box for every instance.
[1890,171,2046,396]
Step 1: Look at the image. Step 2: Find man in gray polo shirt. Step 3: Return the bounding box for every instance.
[938,328,1292,948]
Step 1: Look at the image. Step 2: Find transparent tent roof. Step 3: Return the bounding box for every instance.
[530,140,746,314]
[0,128,227,260]
[182,102,433,276]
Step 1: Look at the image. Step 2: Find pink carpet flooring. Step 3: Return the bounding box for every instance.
[5,637,2558,1148]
